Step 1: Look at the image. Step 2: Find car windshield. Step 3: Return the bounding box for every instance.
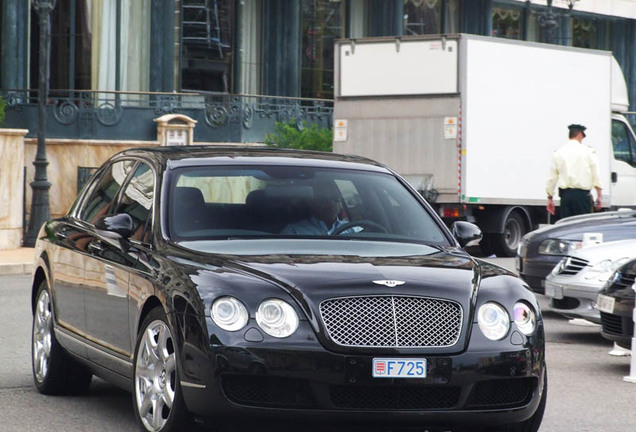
[167,165,450,246]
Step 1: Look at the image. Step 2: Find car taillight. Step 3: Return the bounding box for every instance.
[442,207,461,218]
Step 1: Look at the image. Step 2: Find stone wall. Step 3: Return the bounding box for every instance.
[0,129,28,249]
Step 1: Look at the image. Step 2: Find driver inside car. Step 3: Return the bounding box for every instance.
[281,180,358,235]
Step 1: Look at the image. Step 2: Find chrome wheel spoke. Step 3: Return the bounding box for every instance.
[139,390,154,421]
[135,318,176,432]
[162,378,175,408]
[33,291,53,382]
[153,397,166,426]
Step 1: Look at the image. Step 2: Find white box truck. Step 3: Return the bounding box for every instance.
[333,34,636,256]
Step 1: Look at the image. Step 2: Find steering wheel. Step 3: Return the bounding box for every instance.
[331,220,388,235]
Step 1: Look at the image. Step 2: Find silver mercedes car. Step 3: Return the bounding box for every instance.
[544,239,636,324]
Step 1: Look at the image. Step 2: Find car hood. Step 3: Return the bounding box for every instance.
[232,250,479,304]
[173,240,520,353]
[180,241,480,298]
[565,239,636,263]
[177,240,505,305]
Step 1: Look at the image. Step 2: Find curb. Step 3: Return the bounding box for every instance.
[0,263,33,276]
[0,248,35,276]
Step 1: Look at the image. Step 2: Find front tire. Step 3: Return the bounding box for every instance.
[32,281,92,395]
[133,308,190,432]
[482,212,525,257]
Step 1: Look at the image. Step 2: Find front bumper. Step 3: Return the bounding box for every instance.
[545,277,603,324]
[599,297,635,349]
[517,254,562,294]
[179,321,546,429]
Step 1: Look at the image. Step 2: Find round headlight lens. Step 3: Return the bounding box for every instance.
[210,296,249,332]
[513,302,536,335]
[256,299,299,338]
[478,302,510,340]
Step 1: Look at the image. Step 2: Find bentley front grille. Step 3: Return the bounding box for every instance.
[319,296,462,348]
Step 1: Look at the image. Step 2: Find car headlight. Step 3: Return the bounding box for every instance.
[478,302,510,340]
[210,296,249,331]
[538,239,582,256]
[513,302,536,335]
[584,258,632,282]
[256,299,299,338]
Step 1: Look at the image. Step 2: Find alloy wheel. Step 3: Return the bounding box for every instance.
[135,319,177,432]
[32,290,53,383]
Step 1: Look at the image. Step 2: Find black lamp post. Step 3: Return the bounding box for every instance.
[536,0,578,45]
[25,0,56,247]
[538,0,559,43]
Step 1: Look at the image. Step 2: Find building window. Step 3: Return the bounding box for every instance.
[404,0,442,35]
[300,0,344,99]
[444,0,460,33]
[30,0,151,94]
[237,0,262,95]
[492,6,524,39]
[181,0,236,92]
[30,0,92,91]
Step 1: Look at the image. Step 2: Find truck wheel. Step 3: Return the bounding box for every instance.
[492,212,525,257]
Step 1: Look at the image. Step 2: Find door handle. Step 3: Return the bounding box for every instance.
[611,172,618,183]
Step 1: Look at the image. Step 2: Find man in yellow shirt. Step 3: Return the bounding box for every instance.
[546,124,603,218]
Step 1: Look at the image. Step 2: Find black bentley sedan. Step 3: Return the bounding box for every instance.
[31,146,546,432]
[597,258,636,350]
[516,210,636,294]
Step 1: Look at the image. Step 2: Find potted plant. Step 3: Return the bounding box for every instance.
[0,96,6,126]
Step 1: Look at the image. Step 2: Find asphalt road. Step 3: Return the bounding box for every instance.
[1,266,635,432]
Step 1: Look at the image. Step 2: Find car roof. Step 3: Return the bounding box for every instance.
[526,214,636,242]
[113,145,391,173]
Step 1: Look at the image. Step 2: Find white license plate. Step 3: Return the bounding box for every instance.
[545,282,563,300]
[596,294,615,314]
[372,358,427,378]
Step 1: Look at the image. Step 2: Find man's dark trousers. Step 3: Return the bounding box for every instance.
[559,188,593,218]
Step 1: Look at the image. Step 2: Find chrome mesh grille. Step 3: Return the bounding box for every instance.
[319,296,462,348]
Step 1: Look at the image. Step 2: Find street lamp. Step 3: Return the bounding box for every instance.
[535,0,579,44]
[25,0,56,247]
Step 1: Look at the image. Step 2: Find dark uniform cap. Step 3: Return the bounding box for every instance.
[568,124,586,137]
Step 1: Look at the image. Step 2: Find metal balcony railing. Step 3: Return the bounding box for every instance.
[0,89,334,142]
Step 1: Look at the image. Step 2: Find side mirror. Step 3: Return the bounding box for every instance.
[95,213,135,240]
[452,221,482,248]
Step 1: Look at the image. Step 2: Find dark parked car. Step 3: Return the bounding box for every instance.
[31,146,546,432]
[597,258,636,349]
[516,210,636,294]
